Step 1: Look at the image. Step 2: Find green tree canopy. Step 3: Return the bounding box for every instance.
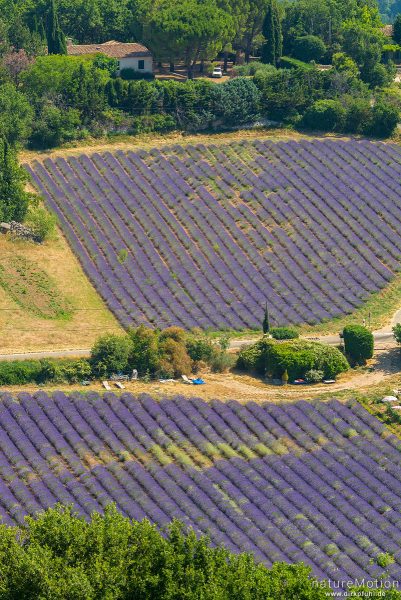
[0,139,30,222]
[144,0,234,76]
[0,83,33,145]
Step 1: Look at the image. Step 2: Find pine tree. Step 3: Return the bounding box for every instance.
[262,303,270,334]
[0,139,30,222]
[261,0,282,66]
[46,0,67,55]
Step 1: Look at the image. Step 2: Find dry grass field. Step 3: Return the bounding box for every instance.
[0,232,122,354]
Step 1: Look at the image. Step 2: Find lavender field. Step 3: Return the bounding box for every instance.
[1,392,401,583]
[26,139,401,329]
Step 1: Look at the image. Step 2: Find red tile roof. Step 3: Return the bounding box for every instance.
[67,40,152,58]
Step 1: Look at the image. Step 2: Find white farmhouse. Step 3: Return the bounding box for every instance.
[67,40,153,75]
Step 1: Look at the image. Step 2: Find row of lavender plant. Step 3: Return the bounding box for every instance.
[26,138,401,329]
[1,392,401,583]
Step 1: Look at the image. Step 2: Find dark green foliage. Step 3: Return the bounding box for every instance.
[343,325,374,365]
[186,337,215,362]
[301,100,347,132]
[0,139,30,222]
[0,84,33,146]
[128,325,162,375]
[270,326,299,340]
[120,68,155,80]
[237,337,349,380]
[90,334,132,377]
[92,54,119,76]
[365,101,399,137]
[292,35,326,63]
[393,322,401,345]
[254,66,325,120]
[344,97,372,134]
[46,0,66,55]
[0,358,91,384]
[40,358,92,383]
[0,359,44,385]
[28,104,81,149]
[262,304,270,334]
[394,15,401,44]
[261,0,282,66]
[0,504,342,600]
[211,78,261,125]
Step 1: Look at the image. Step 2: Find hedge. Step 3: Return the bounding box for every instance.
[270,327,299,340]
[343,325,374,365]
[0,358,91,385]
[278,56,316,71]
[237,337,349,380]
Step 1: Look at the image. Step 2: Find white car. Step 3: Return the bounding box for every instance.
[212,66,223,78]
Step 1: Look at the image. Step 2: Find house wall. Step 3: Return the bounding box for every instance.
[118,57,153,73]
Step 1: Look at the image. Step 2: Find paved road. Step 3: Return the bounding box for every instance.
[0,349,91,361]
[0,331,397,361]
[229,330,396,350]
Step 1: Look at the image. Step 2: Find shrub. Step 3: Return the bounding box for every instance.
[159,327,187,345]
[29,104,82,149]
[40,359,92,383]
[186,337,215,362]
[376,552,395,568]
[0,359,44,385]
[364,101,399,138]
[119,68,155,80]
[237,337,349,380]
[305,369,324,383]
[24,206,58,242]
[301,100,346,132]
[232,62,276,76]
[237,338,273,374]
[128,325,160,375]
[344,97,372,134]
[270,327,299,340]
[343,325,374,365]
[211,78,261,125]
[209,351,234,373]
[292,35,326,63]
[393,323,401,345]
[90,334,132,377]
[0,358,92,384]
[158,338,192,378]
[130,114,176,134]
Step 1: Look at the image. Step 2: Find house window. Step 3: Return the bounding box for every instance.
[138,60,145,70]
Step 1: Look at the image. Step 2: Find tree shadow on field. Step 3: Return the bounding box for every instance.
[373,347,401,375]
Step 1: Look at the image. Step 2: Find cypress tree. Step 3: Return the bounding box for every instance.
[46,0,67,55]
[262,303,270,334]
[394,15,401,45]
[261,0,282,66]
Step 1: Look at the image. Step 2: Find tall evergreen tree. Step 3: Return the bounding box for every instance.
[262,303,270,334]
[394,14,401,45]
[0,139,30,222]
[261,0,282,66]
[46,0,66,55]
